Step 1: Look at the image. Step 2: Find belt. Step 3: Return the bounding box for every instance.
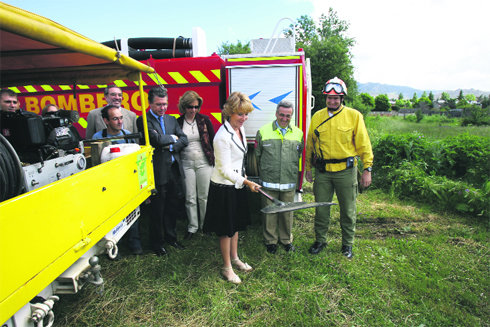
[323,158,349,163]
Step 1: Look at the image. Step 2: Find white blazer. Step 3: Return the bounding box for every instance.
[211,120,247,188]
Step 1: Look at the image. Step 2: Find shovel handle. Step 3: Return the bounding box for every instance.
[258,188,284,206]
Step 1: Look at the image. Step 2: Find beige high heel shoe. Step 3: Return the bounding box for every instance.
[231,258,253,272]
[221,267,241,284]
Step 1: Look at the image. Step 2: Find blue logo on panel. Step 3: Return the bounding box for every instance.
[248,91,292,111]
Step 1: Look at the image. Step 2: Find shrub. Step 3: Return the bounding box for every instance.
[438,134,490,187]
[385,161,489,217]
[372,133,490,218]
[461,105,490,126]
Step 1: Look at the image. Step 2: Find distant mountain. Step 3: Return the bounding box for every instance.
[357,82,490,99]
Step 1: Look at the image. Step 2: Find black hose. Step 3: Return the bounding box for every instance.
[101,37,192,50]
[128,49,192,60]
[0,134,25,202]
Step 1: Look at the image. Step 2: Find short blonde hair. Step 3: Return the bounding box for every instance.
[178,91,203,114]
[222,92,254,121]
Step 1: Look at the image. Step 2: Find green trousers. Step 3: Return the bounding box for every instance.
[261,189,295,245]
[313,167,358,246]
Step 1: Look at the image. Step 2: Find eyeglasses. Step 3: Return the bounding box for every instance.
[324,83,344,94]
[110,116,124,121]
[187,105,200,109]
[278,113,292,118]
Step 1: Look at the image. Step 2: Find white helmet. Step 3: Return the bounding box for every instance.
[323,77,347,96]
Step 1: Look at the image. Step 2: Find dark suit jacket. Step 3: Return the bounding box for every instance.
[137,111,188,186]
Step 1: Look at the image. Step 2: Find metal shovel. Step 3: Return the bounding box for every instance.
[258,189,337,214]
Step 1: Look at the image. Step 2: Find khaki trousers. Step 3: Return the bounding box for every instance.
[262,189,295,245]
[313,167,358,246]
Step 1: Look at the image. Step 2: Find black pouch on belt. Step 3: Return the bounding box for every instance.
[314,157,326,173]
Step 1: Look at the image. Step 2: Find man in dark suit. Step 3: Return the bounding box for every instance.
[137,86,188,256]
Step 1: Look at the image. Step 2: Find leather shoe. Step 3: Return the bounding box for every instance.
[283,243,296,252]
[266,244,277,254]
[168,241,185,250]
[184,232,194,240]
[153,247,167,256]
[341,245,353,259]
[308,241,326,254]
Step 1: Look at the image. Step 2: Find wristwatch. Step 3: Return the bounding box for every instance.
[364,167,372,172]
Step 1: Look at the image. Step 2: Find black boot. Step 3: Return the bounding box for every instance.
[341,245,353,259]
[308,241,326,255]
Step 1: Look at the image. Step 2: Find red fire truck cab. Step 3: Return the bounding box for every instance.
[14,36,313,187]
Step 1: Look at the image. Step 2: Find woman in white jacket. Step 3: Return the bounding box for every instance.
[203,92,261,284]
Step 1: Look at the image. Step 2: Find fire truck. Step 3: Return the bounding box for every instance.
[1,2,312,326]
[0,3,156,327]
[13,28,313,182]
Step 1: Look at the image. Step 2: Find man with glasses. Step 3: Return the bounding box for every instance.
[305,77,373,259]
[92,105,135,144]
[86,84,137,139]
[255,100,304,254]
[92,104,141,255]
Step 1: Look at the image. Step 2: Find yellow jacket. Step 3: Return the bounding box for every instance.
[305,105,373,172]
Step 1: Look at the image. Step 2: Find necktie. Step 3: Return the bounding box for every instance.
[159,116,174,162]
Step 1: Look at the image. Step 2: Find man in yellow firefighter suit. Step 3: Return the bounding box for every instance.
[305,77,373,258]
[255,100,304,254]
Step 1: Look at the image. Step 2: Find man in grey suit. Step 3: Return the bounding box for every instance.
[137,86,188,256]
[85,84,137,139]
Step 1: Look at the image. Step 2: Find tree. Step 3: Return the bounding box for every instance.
[360,93,375,108]
[398,93,404,100]
[447,98,457,109]
[395,99,411,109]
[411,93,418,106]
[465,94,476,102]
[415,108,424,123]
[441,92,451,102]
[217,40,250,55]
[285,9,356,112]
[374,94,391,111]
[428,91,434,103]
[416,96,432,109]
[479,95,489,108]
[458,90,464,101]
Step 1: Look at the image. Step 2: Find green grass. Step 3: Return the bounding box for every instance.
[366,115,490,141]
[53,188,489,326]
[52,118,489,326]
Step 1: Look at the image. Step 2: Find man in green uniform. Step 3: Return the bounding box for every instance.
[256,100,304,254]
[305,77,373,258]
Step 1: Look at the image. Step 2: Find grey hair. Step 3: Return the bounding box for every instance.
[276,100,294,113]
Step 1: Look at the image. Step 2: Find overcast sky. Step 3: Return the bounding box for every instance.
[3,0,489,91]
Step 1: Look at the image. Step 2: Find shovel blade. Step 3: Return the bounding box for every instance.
[260,201,337,214]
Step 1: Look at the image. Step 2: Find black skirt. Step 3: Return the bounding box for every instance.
[203,182,251,237]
